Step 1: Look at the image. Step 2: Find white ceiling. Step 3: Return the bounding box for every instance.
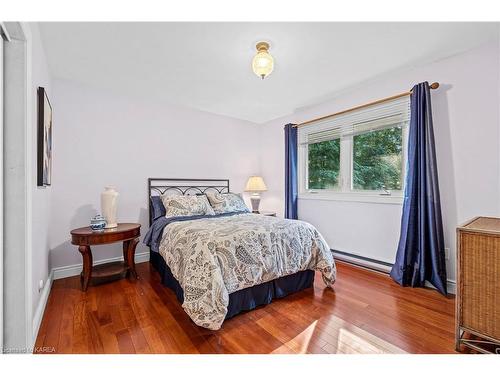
[38,22,498,123]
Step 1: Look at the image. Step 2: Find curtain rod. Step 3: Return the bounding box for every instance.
[293,82,439,128]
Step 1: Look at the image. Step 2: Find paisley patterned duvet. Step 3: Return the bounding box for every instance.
[158,213,336,329]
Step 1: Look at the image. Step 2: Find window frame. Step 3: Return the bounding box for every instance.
[298,113,409,205]
[304,138,343,192]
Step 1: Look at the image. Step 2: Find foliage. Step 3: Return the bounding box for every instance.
[353,127,402,190]
[308,139,340,189]
[307,126,402,191]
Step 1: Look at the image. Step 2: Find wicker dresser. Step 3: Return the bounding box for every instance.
[456,217,500,353]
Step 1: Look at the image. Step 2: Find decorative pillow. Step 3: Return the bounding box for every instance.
[198,194,216,216]
[206,192,249,214]
[161,194,215,218]
[150,196,166,221]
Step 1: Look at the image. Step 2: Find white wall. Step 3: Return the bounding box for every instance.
[48,79,261,269]
[2,22,53,348]
[29,23,52,324]
[259,41,500,283]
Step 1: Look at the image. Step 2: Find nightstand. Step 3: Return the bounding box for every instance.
[256,211,276,217]
[70,223,141,291]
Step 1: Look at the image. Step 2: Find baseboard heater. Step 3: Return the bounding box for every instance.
[332,249,456,295]
[331,249,393,274]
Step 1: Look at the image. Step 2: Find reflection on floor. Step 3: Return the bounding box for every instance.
[35,261,455,354]
[271,317,406,354]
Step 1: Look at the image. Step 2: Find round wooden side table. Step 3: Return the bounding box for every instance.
[70,223,141,291]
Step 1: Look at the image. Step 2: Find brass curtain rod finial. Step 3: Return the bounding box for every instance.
[429,82,439,90]
[409,82,439,93]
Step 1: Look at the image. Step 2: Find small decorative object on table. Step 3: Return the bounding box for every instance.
[244,176,267,213]
[90,214,107,231]
[101,186,119,228]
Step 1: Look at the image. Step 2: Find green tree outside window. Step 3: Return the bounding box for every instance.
[353,127,402,190]
[308,138,340,189]
[307,126,403,191]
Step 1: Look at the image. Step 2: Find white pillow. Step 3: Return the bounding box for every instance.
[161,194,215,218]
[205,192,249,214]
[198,195,216,216]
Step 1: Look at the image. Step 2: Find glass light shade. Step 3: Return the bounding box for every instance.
[245,176,268,192]
[252,49,274,79]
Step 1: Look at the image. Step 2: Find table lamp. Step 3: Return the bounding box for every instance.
[244,176,267,213]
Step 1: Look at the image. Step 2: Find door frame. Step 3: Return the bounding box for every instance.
[0,21,34,351]
[0,22,5,352]
[22,21,34,349]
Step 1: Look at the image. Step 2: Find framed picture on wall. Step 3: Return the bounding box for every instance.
[37,87,52,186]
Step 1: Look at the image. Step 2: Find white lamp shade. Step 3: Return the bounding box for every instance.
[245,176,267,192]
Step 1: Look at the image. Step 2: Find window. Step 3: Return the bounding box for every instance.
[352,126,403,191]
[299,96,409,202]
[308,138,340,189]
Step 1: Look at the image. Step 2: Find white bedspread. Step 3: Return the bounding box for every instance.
[159,213,336,329]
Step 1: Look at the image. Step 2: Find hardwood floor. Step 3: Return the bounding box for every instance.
[34,261,457,354]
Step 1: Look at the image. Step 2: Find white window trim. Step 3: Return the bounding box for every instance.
[298,102,409,205]
[298,190,404,205]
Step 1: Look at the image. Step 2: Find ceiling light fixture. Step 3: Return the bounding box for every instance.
[252,41,274,80]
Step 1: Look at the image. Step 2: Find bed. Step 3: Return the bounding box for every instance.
[144,178,336,330]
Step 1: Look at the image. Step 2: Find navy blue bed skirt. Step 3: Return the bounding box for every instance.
[149,250,315,320]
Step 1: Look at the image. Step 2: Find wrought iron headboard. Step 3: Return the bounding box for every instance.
[147,178,230,225]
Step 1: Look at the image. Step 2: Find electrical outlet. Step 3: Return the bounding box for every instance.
[444,247,450,260]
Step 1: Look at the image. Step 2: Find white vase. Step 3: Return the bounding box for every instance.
[101,186,119,229]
